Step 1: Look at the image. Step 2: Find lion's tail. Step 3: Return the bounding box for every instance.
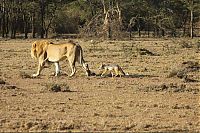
[74,44,84,64]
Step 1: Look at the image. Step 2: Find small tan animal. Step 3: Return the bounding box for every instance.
[99,64,127,77]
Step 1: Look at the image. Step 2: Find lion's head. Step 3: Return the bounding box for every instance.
[31,40,52,59]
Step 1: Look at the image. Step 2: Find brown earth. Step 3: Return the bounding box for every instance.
[0,38,199,132]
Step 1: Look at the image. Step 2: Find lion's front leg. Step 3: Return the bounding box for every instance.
[32,63,43,77]
[32,58,45,77]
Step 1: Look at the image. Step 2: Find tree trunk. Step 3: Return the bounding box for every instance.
[161,29,165,37]
[129,30,132,40]
[45,30,48,38]
[128,25,132,40]
[44,16,54,39]
[183,24,186,37]
[10,20,17,39]
[156,28,159,37]
[24,22,28,39]
[32,14,36,38]
[1,0,5,37]
[182,13,188,37]
[101,0,106,14]
[10,22,14,39]
[107,24,111,39]
[2,14,5,38]
[116,2,122,30]
[6,16,9,37]
[190,0,194,38]
[13,22,17,39]
[104,11,112,39]
[137,24,141,37]
[147,23,150,37]
[24,15,28,39]
[40,0,45,38]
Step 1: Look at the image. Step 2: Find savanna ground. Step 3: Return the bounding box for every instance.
[0,38,199,132]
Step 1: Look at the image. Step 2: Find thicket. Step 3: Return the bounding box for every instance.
[0,0,200,39]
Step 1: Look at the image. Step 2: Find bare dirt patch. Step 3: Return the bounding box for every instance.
[0,38,199,132]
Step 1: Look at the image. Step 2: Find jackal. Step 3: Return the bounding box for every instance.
[99,64,127,77]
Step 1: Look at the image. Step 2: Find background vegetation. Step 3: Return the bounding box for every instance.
[0,0,200,39]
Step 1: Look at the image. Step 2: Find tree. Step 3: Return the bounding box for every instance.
[0,0,6,37]
[0,0,199,39]
[176,0,200,37]
[182,0,200,38]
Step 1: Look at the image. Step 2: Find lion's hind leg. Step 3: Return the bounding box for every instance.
[54,62,61,76]
[68,60,76,77]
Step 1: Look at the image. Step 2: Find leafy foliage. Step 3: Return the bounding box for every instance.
[0,0,199,38]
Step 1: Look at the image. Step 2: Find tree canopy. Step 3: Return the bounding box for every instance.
[0,0,199,39]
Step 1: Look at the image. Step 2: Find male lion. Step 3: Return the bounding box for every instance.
[31,40,91,77]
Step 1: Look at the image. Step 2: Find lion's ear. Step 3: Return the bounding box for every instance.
[32,42,36,48]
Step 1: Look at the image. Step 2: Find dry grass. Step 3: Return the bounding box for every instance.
[0,38,199,132]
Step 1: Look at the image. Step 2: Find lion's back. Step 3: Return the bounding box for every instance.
[46,42,77,62]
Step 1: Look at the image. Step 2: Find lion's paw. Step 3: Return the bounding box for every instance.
[32,74,39,77]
